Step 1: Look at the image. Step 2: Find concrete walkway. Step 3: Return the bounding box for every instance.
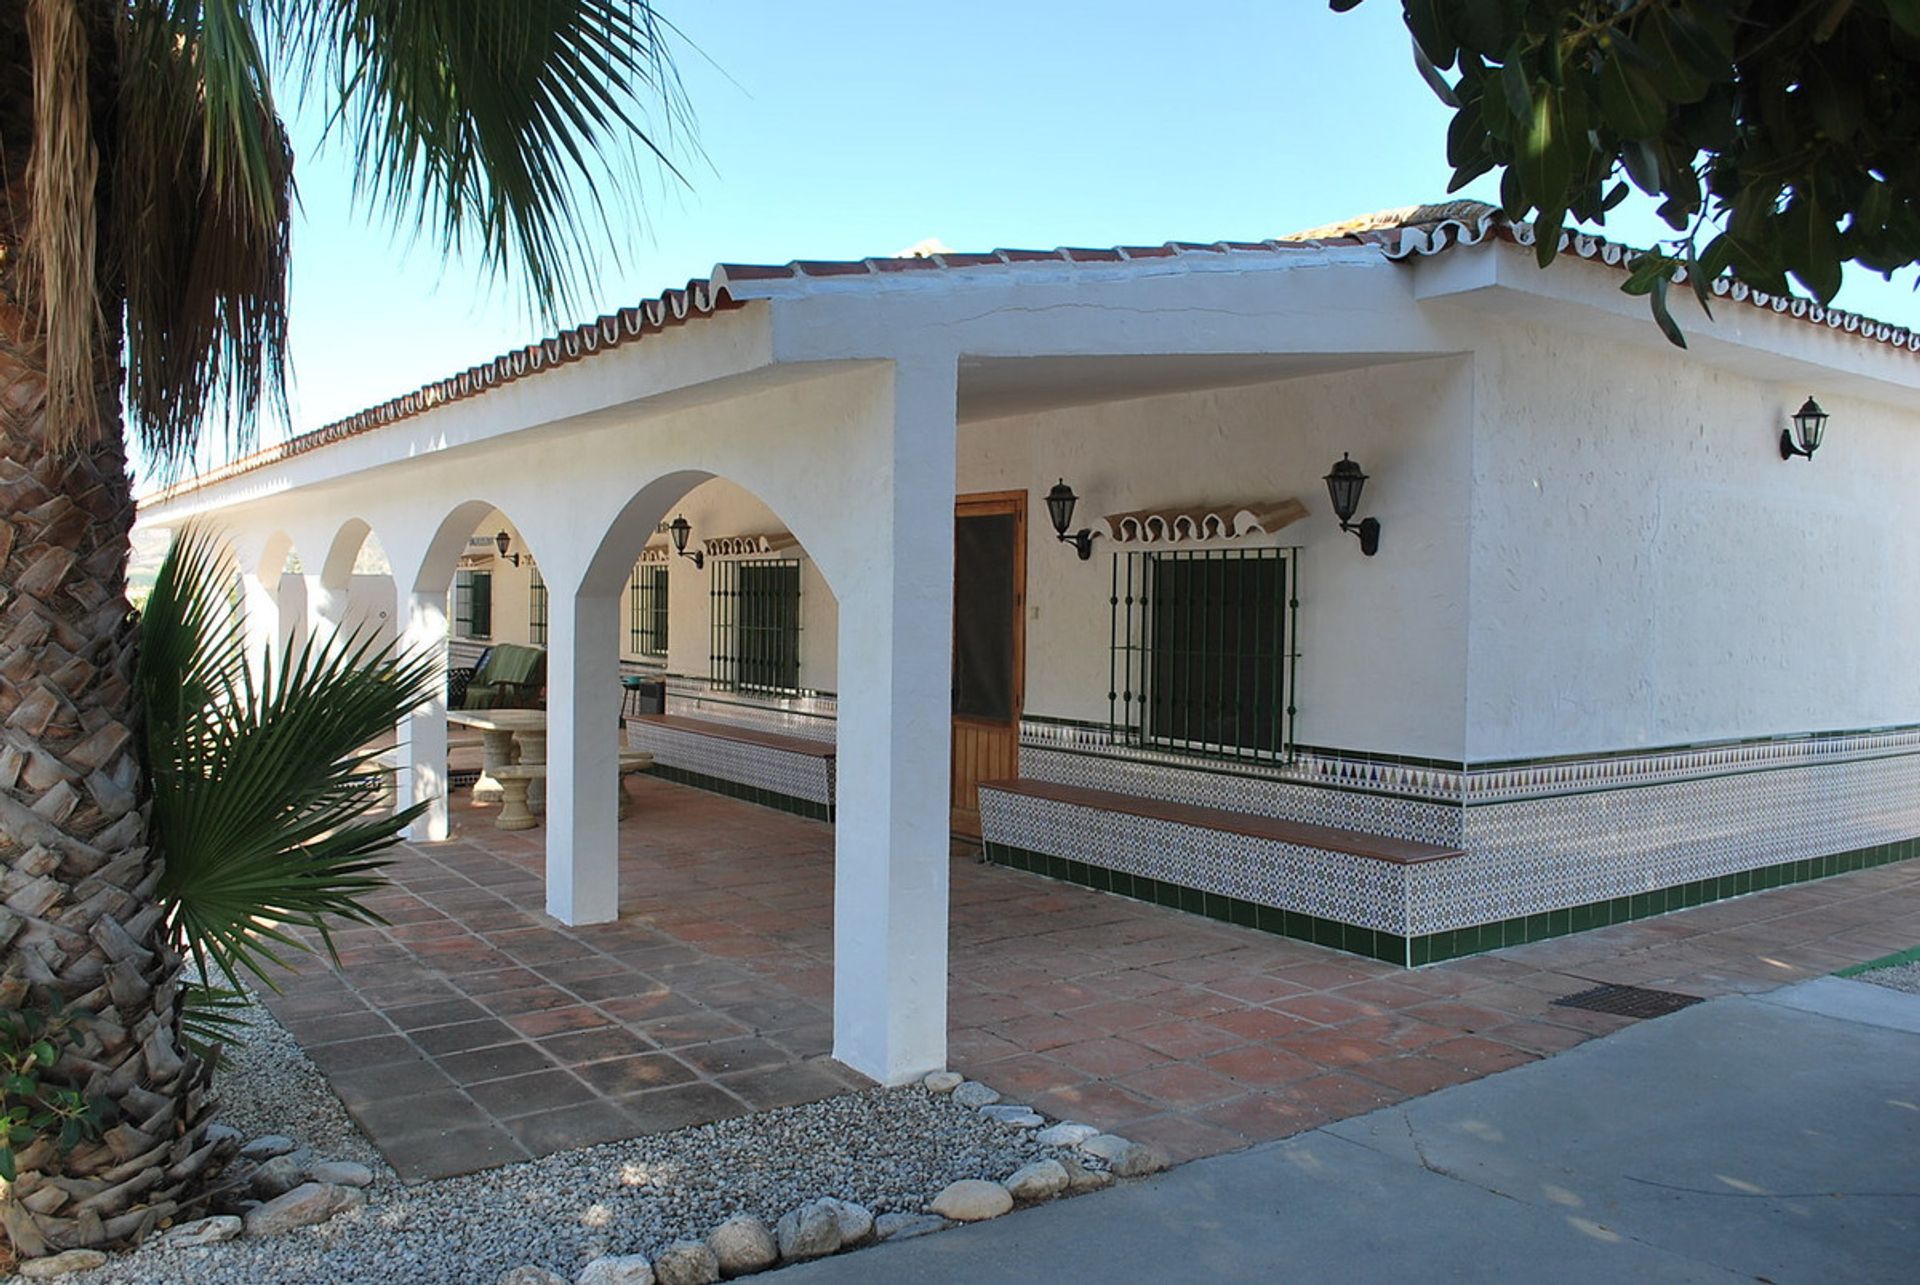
[773,977,1920,1283]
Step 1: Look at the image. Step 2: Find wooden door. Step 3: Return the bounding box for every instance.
[951,492,1027,838]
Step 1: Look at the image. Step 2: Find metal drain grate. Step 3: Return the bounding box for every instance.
[1552,984,1704,1019]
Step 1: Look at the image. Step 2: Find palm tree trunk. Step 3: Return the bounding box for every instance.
[0,226,219,1260]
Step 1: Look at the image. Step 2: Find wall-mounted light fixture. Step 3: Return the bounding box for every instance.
[1323,454,1381,557]
[668,514,706,569]
[1045,479,1101,561]
[1779,396,1829,461]
[493,530,525,567]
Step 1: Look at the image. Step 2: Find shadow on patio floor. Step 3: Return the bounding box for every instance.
[265,776,1920,1178]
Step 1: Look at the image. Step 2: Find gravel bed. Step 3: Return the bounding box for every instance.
[25,996,1078,1285]
[1856,958,1920,994]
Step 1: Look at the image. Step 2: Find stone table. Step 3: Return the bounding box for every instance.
[448,709,548,812]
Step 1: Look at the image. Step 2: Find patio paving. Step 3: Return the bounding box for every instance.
[264,775,1920,1180]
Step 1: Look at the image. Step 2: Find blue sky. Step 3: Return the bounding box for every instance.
[167,0,1918,481]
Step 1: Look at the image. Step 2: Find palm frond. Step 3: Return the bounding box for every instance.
[178,984,252,1067]
[138,525,440,992]
[114,0,294,479]
[270,0,696,319]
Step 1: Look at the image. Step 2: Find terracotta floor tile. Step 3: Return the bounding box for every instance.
[716,1060,851,1111]
[987,1014,1105,1052]
[267,775,1920,1181]
[292,1010,395,1046]
[949,1026,1026,1066]
[502,1099,640,1154]
[438,1041,560,1085]
[1069,1000,1173,1034]
[1286,1071,1404,1115]
[1118,1062,1244,1108]
[539,1025,656,1065]
[973,1053,1087,1100]
[1121,1111,1248,1164]
[479,985,587,1017]
[1269,993,1382,1027]
[621,1082,754,1133]
[1197,1092,1333,1142]
[379,1123,531,1181]
[1030,1080,1159,1127]
[1127,1018,1245,1061]
[411,1018,521,1056]
[1351,1054,1481,1097]
[1200,1044,1321,1088]
[1274,1029,1398,1070]
[1270,960,1389,989]
[1399,1000,1514,1034]
[1424,1035,1540,1076]
[305,1033,419,1074]
[674,1037,792,1078]
[572,1052,700,1096]
[1047,1037,1164,1079]
[464,1068,600,1120]
[506,1003,619,1039]
[1202,1007,1316,1043]
[1204,974,1312,1004]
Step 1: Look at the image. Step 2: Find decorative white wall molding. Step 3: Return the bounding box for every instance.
[1102,498,1308,544]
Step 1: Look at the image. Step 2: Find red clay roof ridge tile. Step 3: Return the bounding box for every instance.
[142,202,1916,505]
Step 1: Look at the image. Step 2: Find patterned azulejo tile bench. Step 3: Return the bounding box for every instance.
[624,714,835,821]
[977,778,1463,967]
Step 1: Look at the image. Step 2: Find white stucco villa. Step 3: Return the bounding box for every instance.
[135,201,1920,1086]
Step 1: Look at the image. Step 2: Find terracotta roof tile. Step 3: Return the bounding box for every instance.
[144,201,1917,504]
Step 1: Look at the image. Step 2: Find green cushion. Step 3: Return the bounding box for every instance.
[463,643,545,708]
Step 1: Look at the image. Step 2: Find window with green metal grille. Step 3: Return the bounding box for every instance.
[711,559,801,693]
[1109,548,1297,762]
[629,563,669,656]
[454,569,493,639]
[528,567,548,646]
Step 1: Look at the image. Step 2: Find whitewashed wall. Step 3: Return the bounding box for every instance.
[956,357,1475,763]
[1466,321,1920,761]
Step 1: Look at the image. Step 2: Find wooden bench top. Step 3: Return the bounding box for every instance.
[630,714,836,759]
[979,778,1463,866]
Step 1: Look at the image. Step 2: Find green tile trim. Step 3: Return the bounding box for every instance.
[982,835,1920,969]
[982,841,1410,966]
[1415,837,1920,964]
[647,763,832,822]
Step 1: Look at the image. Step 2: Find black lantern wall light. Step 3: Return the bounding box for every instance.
[493,530,525,567]
[1779,396,1829,461]
[1323,453,1380,556]
[1046,479,1101,560]
[668,514,706,569]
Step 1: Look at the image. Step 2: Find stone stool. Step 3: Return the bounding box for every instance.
[491,764,544,831]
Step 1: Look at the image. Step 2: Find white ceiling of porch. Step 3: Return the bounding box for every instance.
[955,352,1429,422]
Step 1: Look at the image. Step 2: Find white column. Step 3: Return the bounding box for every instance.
[396,590,450,841]
[238,572,280,691]
[832,359,958,1084]
[303,574,346,650]
[544,578,623,924]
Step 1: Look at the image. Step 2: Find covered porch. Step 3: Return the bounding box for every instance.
[139,237,1478,1088]
[260,776,1920,1180]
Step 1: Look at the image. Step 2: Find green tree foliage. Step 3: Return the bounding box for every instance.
[1334,1,1920,343]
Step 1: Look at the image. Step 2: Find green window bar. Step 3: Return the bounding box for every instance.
[454,568,492,639]
[529,567,548,646]
[1109,547,1297,763]
[629,563,669,656]
[710,558,801,694]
